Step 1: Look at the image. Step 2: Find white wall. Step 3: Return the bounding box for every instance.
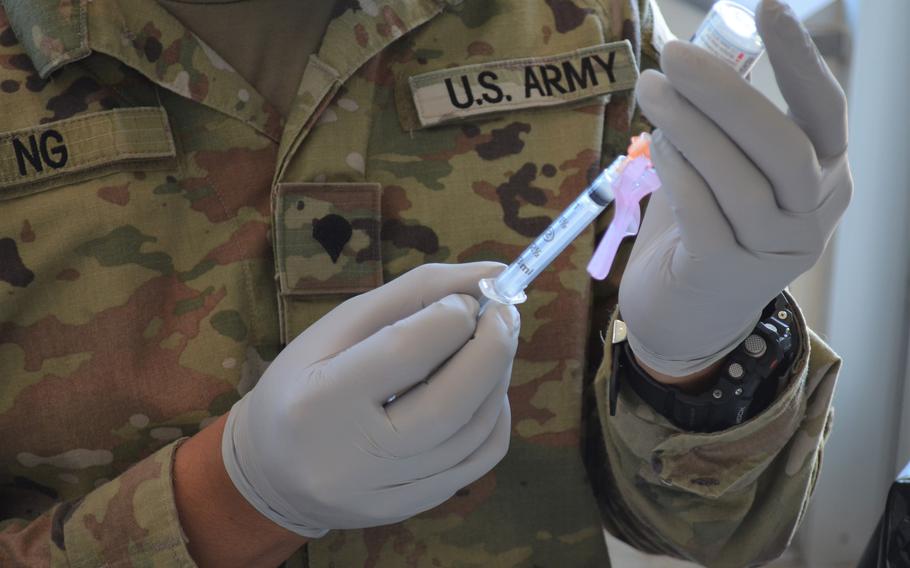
[798,0,910,566]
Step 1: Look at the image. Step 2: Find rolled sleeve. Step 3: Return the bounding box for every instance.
[1,441,197,568]
[590,292,841,567]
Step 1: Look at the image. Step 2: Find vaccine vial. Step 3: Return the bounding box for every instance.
[692,1,765,76]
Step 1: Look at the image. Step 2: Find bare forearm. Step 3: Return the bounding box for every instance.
[174,414,308,568]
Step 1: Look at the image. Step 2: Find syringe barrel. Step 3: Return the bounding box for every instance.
[493,191,606,301]
[484,155,625,304]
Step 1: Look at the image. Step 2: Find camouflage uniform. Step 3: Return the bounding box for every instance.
[0,0,842,566]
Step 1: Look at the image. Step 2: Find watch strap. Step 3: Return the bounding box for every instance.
[609,293,797,432]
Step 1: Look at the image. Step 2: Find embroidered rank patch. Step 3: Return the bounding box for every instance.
[408,41,638,128]
[0,107,176,200]
[273,183,383,297]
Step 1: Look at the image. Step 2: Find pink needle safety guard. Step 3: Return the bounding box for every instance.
[586,144,662,280]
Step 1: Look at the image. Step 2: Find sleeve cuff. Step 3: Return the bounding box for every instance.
[59,440,197,568]
[594,290,841,499]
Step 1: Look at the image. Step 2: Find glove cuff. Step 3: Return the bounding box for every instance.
[624,312,760,378]
[221,396,331,539]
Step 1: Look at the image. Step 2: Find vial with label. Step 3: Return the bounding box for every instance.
[692,1,765,76]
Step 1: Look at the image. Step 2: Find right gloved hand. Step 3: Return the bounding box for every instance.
[222,263,520,537]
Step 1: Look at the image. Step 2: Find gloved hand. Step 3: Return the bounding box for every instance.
[619,0,853,377]
[222,263,519,537]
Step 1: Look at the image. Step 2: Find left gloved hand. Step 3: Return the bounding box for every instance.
[619,0,853,377]
[221,263,518,537]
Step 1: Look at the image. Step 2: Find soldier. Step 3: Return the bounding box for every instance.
[0,0,850,566]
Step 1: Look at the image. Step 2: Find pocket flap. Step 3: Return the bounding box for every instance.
[0,107,176,200]
[274,183,383,296]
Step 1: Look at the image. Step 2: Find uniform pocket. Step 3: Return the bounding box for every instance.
[273,182,383,341]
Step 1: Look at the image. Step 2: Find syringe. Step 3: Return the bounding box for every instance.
[480,136,655,305]
[480,0,765,307]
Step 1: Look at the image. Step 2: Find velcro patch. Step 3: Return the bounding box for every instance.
[0,107,176,200]
[273,183,383,297]
[408,41,638,128]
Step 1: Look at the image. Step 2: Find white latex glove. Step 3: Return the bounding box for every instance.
[222,263,519,537]
[620,0,853,376]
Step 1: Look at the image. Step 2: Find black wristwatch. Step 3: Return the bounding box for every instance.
[609,294,798,433]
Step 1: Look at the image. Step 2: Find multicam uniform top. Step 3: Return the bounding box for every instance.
[0,0,842,566]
